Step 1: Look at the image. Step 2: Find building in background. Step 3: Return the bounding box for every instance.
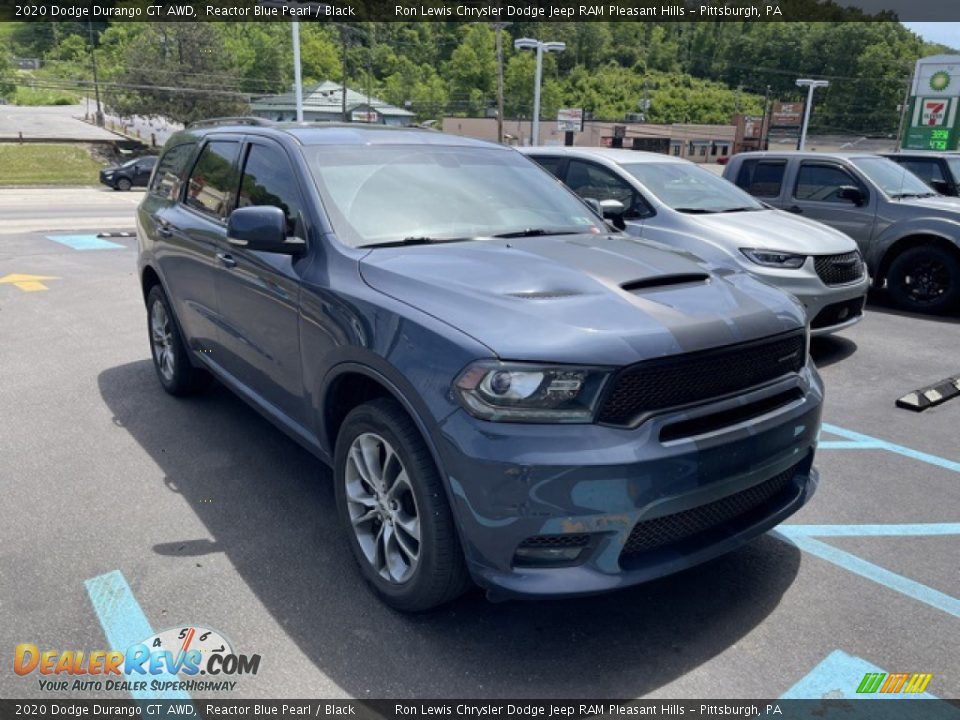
[251,81,415,126]
[441,117,736,163]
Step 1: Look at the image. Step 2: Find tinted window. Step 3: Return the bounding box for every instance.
[794,164,863,203]
[531,156,564,179]
[237,144,304,238]
[185,141,241,221]
[565,160,651,218]
[149,143,196,201]
[735,160,786,198]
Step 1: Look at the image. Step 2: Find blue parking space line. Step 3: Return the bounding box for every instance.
[46,234,125,251]
[821,423,960,473]
[818,440,881,449]
[84,570,191,701]
[772,531,960,619]
[780,649,940,700]
[779,523,960,537]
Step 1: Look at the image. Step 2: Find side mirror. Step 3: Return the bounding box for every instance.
[227,206,304,255]
[837,186,864,206]
[599,199,627,230]
[583,197,603,218]
[929,179,950,195]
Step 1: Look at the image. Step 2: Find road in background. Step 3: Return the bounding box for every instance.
[0,188,139,235]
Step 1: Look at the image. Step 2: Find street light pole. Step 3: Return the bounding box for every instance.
[292,21,304,122]
[87,21,104,127]
[795,78,829,151]
[514,38,565,146]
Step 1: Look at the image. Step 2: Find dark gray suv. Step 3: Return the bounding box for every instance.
[137,119,823,611]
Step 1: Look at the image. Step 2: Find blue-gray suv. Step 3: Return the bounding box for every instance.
[137,120,823,611]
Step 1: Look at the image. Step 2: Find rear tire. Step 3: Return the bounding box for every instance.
[116,177,132,191]
[886,245,960,314]
[146,285,211,396]
[334,398,470,612]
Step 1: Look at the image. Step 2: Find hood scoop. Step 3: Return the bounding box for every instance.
[621,274,710,293]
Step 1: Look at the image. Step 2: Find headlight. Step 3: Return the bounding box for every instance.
[740,248,806,269]
[454,361,610,423]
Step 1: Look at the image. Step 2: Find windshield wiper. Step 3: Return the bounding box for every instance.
[491,227,583,238]
[358,236,475,249]
[890,192,937,199]
[674,208,719,214]
[718,206,762,213]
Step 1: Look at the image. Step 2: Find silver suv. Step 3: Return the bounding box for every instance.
[523,148,868,335]
[725,152,960,313]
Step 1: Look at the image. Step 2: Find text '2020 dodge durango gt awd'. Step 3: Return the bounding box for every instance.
[137,121,823,611]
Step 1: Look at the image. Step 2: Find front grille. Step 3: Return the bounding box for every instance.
[814,252,865,285]
[597,332,805,426]
[811,297,865,330]
[619,466,798,562]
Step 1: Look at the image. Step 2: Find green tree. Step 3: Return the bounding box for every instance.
[0,50,15,99]
[107,23,246,124]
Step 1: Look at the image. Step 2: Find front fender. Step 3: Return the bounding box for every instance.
[869,216,960,270]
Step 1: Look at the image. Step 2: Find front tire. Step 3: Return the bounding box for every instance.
[146,285,210,396]
[334,398,470,611]
[116,177,132,191]
[886,245,960,313]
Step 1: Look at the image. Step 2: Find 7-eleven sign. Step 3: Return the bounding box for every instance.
[922,99,947,126]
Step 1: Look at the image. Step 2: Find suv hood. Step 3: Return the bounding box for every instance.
[680,208,856,254]
[359,235,804,366]
[896,194,960,215]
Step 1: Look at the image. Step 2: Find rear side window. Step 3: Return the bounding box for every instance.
[185,141,241,221]
[793,163,863,203]
[237,144,304,238]
[735,159,786,198]
[531,155,564,179]
[149,143,195,201]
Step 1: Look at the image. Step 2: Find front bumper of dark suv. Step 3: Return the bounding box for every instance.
[435,361,823,598]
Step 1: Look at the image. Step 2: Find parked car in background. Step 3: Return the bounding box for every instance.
[882,151,960,197]
[138,120,823,611]
[523,147,868,335]
[100,155,157,191]
[725,152,960,313]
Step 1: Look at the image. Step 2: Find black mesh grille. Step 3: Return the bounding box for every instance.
[620,466,797,561]
[814,252,865,285]
[518,534,590,548]
[597,332,805,426]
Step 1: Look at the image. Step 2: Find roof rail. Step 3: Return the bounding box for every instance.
[187,117,276,129]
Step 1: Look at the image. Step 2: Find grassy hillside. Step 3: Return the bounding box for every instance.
[0,143,107,186]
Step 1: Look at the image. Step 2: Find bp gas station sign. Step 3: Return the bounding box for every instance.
[903,55,960,151]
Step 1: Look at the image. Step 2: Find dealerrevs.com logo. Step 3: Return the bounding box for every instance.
[14,626,261,694]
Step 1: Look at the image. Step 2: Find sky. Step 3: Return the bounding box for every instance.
[902,23,960,49]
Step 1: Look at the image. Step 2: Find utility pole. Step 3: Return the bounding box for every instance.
[292,21,304,122]
[493,22,510,144]
[760,84,771,150]
[340,26,350,122]
[894,68,914,152]
[87,21,104,127]
[795,78,829,151]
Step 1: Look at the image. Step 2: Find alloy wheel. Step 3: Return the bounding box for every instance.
[344,432,421,584]
[150,300,175,382]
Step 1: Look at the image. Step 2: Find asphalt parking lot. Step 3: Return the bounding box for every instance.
[1,189,957,701]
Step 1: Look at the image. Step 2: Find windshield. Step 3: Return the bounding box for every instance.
[621,161,764,213]
[304,145,605,248]
[850,156,934,197]
[120,158,139,168]
[947,157,960,186]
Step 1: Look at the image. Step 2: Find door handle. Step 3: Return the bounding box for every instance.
[157,225,173,237]
[787,205,803,214]
[152,214,176,237]
[216,252,237,269]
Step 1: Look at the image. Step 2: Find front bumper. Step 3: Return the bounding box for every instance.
[436,364,823,598]
[99,172,115,188]
[743,258,869,337]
